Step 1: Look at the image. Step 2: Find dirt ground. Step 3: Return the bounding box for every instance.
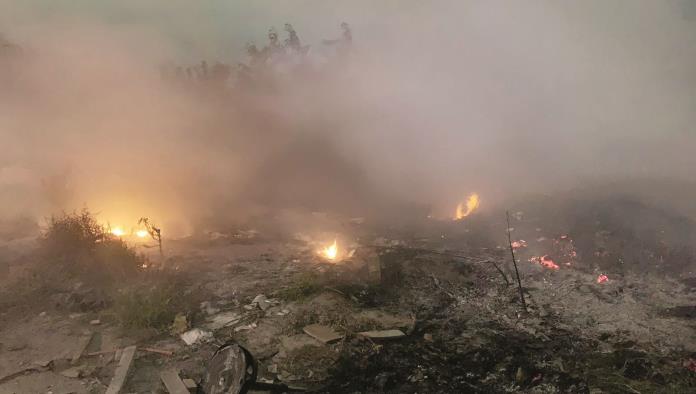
[1,204,696,393]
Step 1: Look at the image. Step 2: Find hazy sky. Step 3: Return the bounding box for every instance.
[2,1,695,230]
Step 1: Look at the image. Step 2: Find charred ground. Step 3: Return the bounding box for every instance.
[1,194,695,393]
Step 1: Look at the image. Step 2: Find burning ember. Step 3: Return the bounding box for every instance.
[530,255,560,270]
[511,240,527,249]
[597,274,609,284]
[455,193,480,220]
[320,239,339,261]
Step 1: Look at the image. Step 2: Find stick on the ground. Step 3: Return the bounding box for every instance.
[138,217,162,257]
[489,260,510,286]
[506,211,527,311]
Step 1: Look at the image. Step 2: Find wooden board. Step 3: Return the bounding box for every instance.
[303,324,343,344]
[160,369,190,394]
[105,345,136,394]
[70,332,94,365]
[358,329,406,340]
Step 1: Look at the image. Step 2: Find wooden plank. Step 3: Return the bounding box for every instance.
[70,332,94,365]
[160,369,190,394]
[303,324,343,344]
[358,329,406,340]
[105,345,136,394]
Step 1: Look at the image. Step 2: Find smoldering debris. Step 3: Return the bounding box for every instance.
[1,197,696,392]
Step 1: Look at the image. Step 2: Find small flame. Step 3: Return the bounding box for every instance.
[111,227,125,237]
[540,255,560,270]
[455,193,480,220]
[530,255,560,270]
[321,239,338,261]
[136,230,148,238]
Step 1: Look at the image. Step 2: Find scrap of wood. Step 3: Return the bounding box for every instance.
[114,348,123,363]
[71,332,95,365]
[0,366,46,385]
[105,345,136,394]
[87,349,118,357]
[142,347,174,356]
[303,324,344,344]
[358,329,406,340]
[160,368,190,394]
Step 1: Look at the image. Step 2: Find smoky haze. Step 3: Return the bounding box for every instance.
[1,0,696,236]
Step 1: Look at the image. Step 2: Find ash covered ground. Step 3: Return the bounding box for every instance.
[1,194,696,393]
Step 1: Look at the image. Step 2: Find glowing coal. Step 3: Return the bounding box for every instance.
[530,255,560,270]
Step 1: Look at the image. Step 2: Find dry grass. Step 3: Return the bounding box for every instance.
[38,209,142,280]
[113,272,202,332]
[277,272,323,301]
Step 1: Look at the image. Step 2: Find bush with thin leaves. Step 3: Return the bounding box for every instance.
[38,208,141,280]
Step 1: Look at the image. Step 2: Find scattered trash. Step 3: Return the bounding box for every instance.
[59,366,85,379]
[684,358,696,372]
[33,359,53,368]
[89,319,101,325]
[206,311,242,330]
[597,274,609,284]
[251,294,272,311]
[234,322,257,332]
[276,309,291,316]
[511,240,527,249]
[303,324,344,344]
[171,313,190,335]
[423,333,433,342]
[358,329,406,340]
[515,366,527,384]
[200,301,221,315]
[180,328,212,346]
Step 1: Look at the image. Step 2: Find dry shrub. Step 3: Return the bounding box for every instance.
[277,272,323,301]
[38,208,142,281]
[113,272,202,332]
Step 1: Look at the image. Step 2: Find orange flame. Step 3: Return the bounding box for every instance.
[321,239,338,261]
[136,229,149,238]
[455,193,480,220]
